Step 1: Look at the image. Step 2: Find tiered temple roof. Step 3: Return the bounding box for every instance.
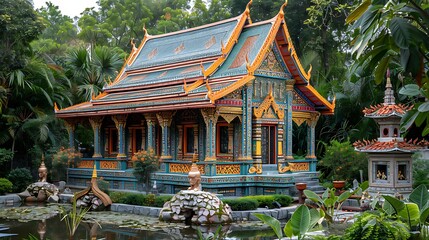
[55,2,334,118]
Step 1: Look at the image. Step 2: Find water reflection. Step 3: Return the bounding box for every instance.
[0,217,276,240]
[0,204,276,239]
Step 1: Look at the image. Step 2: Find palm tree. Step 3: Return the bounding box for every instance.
[0,54,71,169]
[66,46,123,102]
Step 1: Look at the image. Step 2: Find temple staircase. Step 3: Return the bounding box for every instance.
[261,164,324,194]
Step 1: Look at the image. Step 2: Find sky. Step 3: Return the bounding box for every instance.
[33,0,98,18]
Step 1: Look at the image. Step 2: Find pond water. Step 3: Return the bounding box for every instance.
[0,204,277,239]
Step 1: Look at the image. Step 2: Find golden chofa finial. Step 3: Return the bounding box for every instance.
[143,24,148,37]
[245,0,253,14]
[54,102,59,112]
[279,0,288,17]
[92,164,97,178]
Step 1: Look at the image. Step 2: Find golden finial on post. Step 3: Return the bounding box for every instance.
[279,0,288,17]
[92,164,97,178]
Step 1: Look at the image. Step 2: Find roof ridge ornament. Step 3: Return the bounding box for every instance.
[279,0,288,17]
[245,0,253,24]
[384,69,396,106]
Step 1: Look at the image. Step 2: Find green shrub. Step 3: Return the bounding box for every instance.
[272,195,292,207]
[96,178,110,195]
[109,191,129,203]
[0,178,13,195]
[344,212,409,240]
[223,198,258,211]
[412,153,429,188]
[318,140,368,182]
[153,195,172,207]
[122,194,147,205]
[242,195,292,209]
[7,168,33,192]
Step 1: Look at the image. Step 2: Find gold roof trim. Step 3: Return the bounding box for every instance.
[183,79,204,94]
[203,9,250,78]
[207,74,255,102]
[246,2,286,74]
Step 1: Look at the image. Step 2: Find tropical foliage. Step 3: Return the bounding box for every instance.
[347,0,429,136]
[318,140,368,182]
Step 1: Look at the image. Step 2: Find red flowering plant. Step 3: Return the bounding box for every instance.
[132,149,159,192]
[51,147,82,181]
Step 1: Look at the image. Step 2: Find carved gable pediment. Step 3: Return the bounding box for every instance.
[293,90,310,107]
[255,48,292,79]
[254,89,284,119]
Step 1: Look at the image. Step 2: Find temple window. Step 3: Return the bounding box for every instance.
[398,164,407,180]
[375,163,388,181]
[393,128,398,137]
[217,123,229,154]
[184,125,194,155]
[129,128,143,154]
[107,128,118,154]
[383,128,389,137]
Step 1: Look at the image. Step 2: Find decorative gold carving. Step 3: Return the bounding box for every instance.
[112,115,128,128]
[290,162,309,172]
[89,116,104,130]
[220,113,239,124]
[64,119,77,133]
[254,88,284,119]
[78,160,94,168]
[205,36,216,49]
[216,164,240,174]
[100,161,119,169]
[249,163,262,174]
[293,118,306,126]
[225,89,242,99]
[156,111,176,127]
[175,42,185,54]
[292,112,320,127]
[278,162,290,173]
[200,108,219,127]
[207,74,255,102]
[170,163,205,174]
[259,49,284,72]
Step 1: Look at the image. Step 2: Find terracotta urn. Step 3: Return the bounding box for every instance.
[333,180,346,189]
[295,182,307,191]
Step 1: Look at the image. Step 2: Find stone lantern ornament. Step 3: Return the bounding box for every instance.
[354,70,428,196]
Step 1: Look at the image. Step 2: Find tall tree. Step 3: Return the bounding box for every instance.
[347,0,429,135]
[66,46,123,103]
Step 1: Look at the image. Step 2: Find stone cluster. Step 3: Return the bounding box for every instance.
[18,182,59,203]
[76,194,105,210]
[159,190,232,225]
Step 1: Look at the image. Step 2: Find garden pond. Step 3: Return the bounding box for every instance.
[0,204,279,239]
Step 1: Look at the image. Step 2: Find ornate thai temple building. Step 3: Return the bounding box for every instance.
[354,70,428,195]
[55,2,334,196]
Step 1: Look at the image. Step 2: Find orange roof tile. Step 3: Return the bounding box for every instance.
[353,138,429,152]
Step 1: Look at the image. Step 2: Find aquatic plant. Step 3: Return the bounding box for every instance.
[59,198,91,238]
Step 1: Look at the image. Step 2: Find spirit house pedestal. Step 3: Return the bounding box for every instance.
[354,70,428,196]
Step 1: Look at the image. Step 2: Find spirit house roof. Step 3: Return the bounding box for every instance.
[55,1,334,118]
[354,70,428,152]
